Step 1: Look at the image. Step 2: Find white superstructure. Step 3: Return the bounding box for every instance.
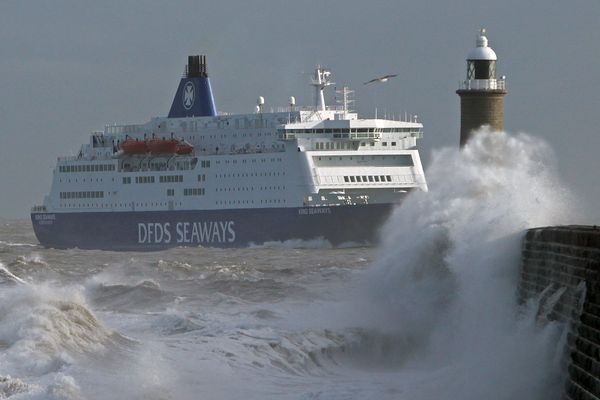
[37,66,426,216]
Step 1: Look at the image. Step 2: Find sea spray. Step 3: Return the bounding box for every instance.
[0,278,127,383]
[362,129,580,399]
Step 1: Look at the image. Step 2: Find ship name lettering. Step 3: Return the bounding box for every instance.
[138,222,171,244]
[174,221,236,244]
[35,214,56,221]
[138,221,235,244]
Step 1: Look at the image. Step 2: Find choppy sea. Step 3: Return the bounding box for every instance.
[0,131,582,399]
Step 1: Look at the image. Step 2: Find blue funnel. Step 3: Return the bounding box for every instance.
[168,55,217,118]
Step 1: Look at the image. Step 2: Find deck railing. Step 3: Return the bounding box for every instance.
[459,79,506,91]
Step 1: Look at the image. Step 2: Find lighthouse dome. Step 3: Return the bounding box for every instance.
[467,29,497,60]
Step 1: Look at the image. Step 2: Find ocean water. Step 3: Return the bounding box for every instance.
[0,130,581,399]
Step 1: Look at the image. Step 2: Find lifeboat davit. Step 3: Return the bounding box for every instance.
[147,138,178,155]
[176,141,194,155]
[120,138,148,154]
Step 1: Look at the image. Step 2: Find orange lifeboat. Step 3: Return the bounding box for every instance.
[147,138,178,155]
[120,138,148,154]
[176,141,194,155]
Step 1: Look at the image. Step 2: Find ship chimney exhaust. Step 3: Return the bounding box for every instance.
[186,55,208,78]
[168,54,216,118]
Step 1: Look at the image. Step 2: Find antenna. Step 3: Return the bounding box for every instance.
[335,86,354,113]
[310,66,334,111]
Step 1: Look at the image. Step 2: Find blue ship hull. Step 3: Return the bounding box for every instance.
[31,204,395,251]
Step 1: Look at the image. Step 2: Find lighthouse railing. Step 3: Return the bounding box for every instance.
[459,79,506,91]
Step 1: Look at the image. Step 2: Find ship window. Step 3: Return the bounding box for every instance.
[184,188,205,196]
[382,142,387,146]
[374,176,380,182]
[362,176,367,181]
[368,176,374,182]
[135,176,155,184]
[356,176,361,182]
[386,176,392,182]
[392,142,397,146]
[344,176,349,182]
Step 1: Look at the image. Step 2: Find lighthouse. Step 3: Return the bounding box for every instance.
[456,29,507,147]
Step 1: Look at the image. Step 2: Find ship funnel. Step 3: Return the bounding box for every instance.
[168,54,217,118]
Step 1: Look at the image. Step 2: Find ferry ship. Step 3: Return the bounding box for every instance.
[31,55,427,250]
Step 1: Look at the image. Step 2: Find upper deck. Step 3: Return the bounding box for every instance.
[34,60,427,214]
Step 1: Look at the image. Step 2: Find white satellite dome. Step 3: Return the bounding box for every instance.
[467,28,497,61]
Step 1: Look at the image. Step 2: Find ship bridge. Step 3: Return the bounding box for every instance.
[278,118,422,148]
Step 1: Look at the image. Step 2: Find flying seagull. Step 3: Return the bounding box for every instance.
[364,74,398,85]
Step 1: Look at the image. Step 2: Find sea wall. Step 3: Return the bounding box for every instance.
[519,226,600,400]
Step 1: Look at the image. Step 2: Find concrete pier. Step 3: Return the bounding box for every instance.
[519,225,600,400]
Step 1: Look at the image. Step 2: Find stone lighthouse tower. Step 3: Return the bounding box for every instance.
[456,29,507,147]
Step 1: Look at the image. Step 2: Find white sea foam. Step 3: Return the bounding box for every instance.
[44,374,82,400]
[0,375,31,398]
[0,263,26,285]
[0,240,37,248]
[250,238,333,249]
[0,283,125,377]
[357,129,579,399]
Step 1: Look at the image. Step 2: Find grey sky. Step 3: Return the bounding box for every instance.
[1,0,598,220]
